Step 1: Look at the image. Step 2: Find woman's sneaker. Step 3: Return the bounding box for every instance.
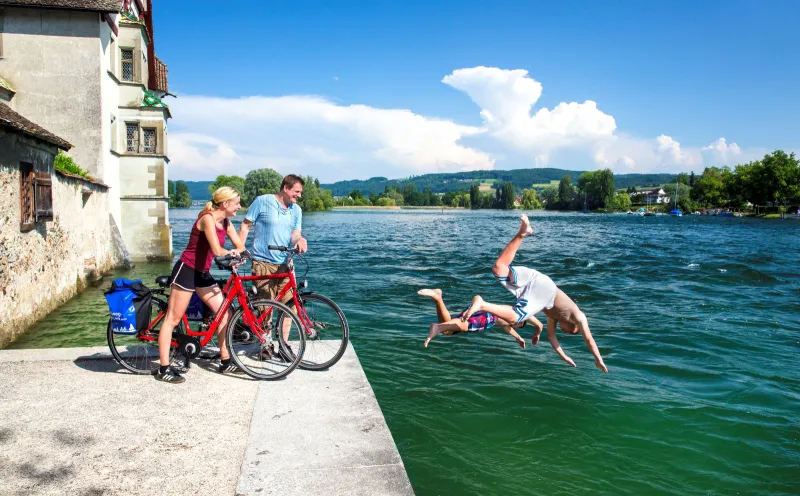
[219,359,243,374]
[153,366,186,384]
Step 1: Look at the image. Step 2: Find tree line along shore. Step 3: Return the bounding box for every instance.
[169,150,799,215]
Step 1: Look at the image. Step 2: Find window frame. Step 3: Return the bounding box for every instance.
[142,127,157,154]
[121,47,134,82]
[125,121,140,153]
[20,162,35,231]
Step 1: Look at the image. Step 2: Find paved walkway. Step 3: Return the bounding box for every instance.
[0,345,413,496]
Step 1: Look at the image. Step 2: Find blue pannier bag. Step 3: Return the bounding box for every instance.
[105,278,152,335]
[186,293,206,321]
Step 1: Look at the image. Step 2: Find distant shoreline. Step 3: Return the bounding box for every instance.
[333,206,467,210]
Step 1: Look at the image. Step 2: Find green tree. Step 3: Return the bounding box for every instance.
[470,184,480,209]
[520,188,542,209]
[541,185,558,208]
[558,175,575,205]
[607,192,631,211]
[374,197,396,207]
[244,168,282,201]
[692,167,728,207]
[500,181,515,209]
[209,175,247,205]
[172,180,192,208]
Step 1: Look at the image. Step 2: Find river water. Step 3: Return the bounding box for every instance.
[9,208,800,495]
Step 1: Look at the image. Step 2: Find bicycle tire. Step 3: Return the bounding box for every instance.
[283,293,349,371]
[107,300,184,374]
[226,298,306,380]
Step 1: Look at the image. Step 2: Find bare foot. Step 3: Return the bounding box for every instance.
[417,288,442,299]
[461,295,484,321]
[424,323,444,348]
[518,214,534,237]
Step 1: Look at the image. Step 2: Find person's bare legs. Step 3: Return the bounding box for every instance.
[158,287,194,366]
[424,318,468,347]
[417,289,451,323]
[493,215,534,279]
[462,295,521,326]
[196,285,231,360]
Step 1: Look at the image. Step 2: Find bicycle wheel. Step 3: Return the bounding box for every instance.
[107,300,184,374]
[284,293,349,371]
[226,298,306,380]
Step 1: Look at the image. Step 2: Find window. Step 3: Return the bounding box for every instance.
[121,48,134,81]
[34,172,53,221]
[143,128,157,153]
[19,163,52,231]
[126,122,139,152]
[20,162,34,230]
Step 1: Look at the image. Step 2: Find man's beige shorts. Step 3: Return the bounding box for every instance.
[252,260,293,304]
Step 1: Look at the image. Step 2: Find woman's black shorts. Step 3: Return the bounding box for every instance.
[169,260,216,291]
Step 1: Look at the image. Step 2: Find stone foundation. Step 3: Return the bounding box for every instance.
[0,166,122,347]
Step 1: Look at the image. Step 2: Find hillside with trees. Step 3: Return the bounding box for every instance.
[322,168,676,196]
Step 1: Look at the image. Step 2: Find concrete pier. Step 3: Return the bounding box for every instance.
[0,345,414,496]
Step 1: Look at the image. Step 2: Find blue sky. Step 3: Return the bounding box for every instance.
[154,0,800,182]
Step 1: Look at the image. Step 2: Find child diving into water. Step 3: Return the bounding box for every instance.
[457,215,608,372]
[419,289,543,349]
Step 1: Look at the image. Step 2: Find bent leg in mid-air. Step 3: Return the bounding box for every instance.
[417,288,451,323]
[492,215,534,281]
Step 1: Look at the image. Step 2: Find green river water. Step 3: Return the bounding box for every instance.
[8,208,800,495]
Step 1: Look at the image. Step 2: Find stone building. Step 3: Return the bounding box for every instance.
[0,0,172,261]
[0,102,125,346]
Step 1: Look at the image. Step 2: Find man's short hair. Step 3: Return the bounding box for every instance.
[281,174,305,190]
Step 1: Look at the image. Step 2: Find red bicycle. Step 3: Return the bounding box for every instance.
[107,248,348,379]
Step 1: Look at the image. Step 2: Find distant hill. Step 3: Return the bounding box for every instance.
[321,169,677,196]
[181,181,214,202]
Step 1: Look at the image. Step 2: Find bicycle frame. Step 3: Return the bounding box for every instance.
[235,268,315,336]
[140,265,313,348]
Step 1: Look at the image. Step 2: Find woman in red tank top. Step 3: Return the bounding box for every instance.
[155,186,246,383]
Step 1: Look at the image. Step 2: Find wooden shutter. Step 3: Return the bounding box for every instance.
[34,172,53,222]
[20,163,35,231]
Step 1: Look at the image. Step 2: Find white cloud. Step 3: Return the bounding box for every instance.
[442,67,616,151]
[168,95,493,182]
[167,67,774,181]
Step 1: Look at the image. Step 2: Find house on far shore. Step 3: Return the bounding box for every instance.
[0,102,126,347]
[0,0,172,261]
[632,188,671,204]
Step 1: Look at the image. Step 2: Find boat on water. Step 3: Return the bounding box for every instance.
[668,177,683,216]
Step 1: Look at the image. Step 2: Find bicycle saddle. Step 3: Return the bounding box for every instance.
[155,275,170,287]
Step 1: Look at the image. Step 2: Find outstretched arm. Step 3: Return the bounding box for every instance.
[577,314,608,373]
[546,317,575,367]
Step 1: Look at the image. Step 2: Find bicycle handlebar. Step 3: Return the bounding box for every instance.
[268,245,301,264]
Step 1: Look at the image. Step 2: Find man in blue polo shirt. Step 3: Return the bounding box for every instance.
[239,174,307,306]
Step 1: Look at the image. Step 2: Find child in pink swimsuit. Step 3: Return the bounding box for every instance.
[418,289,543,348]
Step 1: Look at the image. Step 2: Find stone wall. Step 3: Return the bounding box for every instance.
[0,7,105,178]
[0,133,122,347]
